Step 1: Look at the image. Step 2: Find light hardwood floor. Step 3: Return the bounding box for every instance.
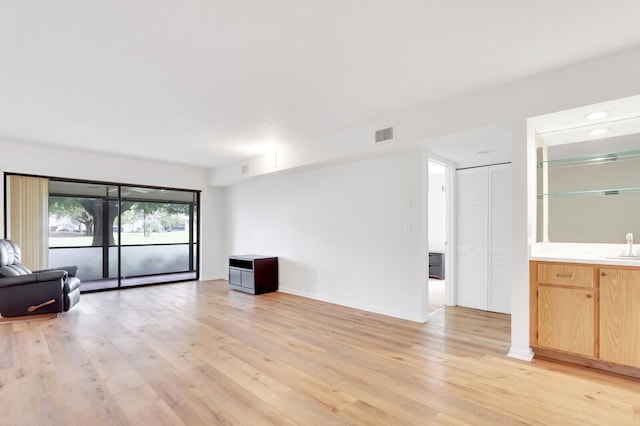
[428,279,445,315]
[1,280,638,425]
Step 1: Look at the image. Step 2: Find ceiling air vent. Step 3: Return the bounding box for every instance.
[375,126,394,143]
[241,164,249,174]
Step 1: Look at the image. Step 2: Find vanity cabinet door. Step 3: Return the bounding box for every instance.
[600,268,640,368]
[538,286,595,357]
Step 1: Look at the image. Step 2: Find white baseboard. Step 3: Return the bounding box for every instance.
[198,276,226,281]
[278,287,427,323]
[507,346,534,362]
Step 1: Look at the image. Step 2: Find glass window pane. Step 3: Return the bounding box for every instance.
[49,247,103,281]
[49,181,119,248]
[49,196,100,247]
[109,246,119,279]
[121,244,190,276]
[120,187,192,246]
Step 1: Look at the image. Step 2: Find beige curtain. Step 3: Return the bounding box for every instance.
[7,175,49,270]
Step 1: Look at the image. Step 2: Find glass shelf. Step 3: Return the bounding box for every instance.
[537,186,640,199]
[538,149,640,169]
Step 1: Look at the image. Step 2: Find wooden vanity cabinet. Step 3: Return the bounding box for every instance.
[531,260,640,377]
[600,268,640,368]
[532,263,596,357]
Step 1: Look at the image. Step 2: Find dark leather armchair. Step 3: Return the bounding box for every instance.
[0,239,80,318]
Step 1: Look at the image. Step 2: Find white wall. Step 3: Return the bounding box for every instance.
[0,137,226,280]
[199,186,226,280]
[223,152,428,321]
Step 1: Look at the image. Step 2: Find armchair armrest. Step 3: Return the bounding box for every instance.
[0,270,66,289]
[35,266,77,277]
[35,270,67,282]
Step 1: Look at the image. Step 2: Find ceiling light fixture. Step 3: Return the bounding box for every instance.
[585,111,608,120]
[589,128,608,136]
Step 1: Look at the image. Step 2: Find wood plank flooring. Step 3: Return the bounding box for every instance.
[1,279,638,425]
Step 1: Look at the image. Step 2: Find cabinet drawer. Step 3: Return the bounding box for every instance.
[537,263,593,288]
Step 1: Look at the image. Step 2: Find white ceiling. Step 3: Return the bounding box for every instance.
[2,1,640,169]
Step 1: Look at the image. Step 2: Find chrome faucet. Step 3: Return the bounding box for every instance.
[622,232,638,257]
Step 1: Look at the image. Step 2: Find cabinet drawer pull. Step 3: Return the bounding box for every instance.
[601,272,607,277]
[586,294,593,298]
[556,273,573,278]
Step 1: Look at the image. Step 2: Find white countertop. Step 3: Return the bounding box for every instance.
[529,243,640,267]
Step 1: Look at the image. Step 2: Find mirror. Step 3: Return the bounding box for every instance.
[537,117,640,244]
[532,94,640,245]
[536,96,640,244]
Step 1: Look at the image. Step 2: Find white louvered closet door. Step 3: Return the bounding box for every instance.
[488,164,512,313]
[456,167,489,311]
[456,164,512,314]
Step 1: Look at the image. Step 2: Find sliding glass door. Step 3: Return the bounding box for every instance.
[48,182,119,290]
[119,186,198,287]
[47,180,199,291]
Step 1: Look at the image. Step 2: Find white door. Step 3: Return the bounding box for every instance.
[456,164,511,313]
[456,167,489,310]
[488,164,512,313]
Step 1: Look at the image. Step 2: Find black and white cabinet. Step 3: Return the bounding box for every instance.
[228,255,278,295]
[429,252,445,280]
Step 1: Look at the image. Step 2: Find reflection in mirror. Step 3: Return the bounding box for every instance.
[537,133,640,243]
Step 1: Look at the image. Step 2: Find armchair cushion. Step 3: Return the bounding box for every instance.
[0,240,32,277]
[0,264,32,277]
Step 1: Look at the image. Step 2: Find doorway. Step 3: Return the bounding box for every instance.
[428,158,453,315]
